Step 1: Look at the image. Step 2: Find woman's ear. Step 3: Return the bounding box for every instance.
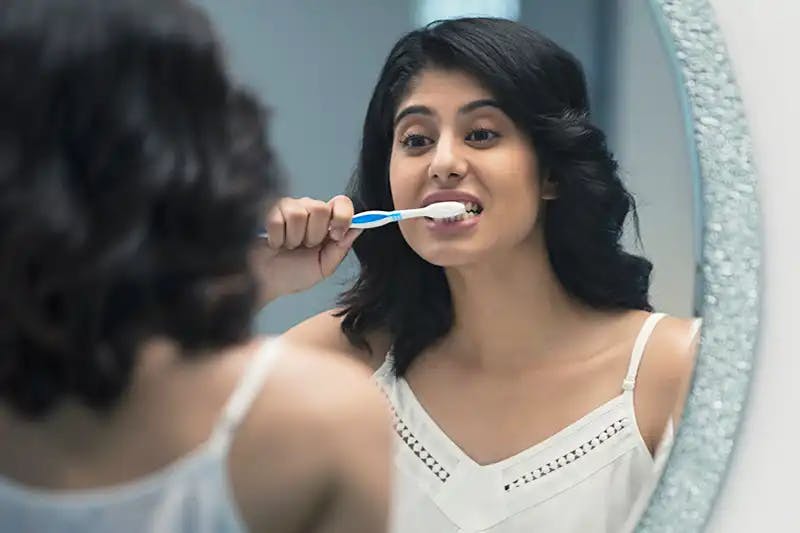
[541,171,559,200]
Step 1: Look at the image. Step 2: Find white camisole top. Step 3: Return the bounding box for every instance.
[374,313,681,533]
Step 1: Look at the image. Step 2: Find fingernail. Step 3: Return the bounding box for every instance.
[330,228,344,241]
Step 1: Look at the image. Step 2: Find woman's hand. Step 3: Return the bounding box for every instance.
[251,195,361,305]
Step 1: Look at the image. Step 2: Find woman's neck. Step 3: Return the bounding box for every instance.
[441,240,607,372]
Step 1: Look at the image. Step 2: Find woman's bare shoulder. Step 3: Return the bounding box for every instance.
[639,315,700,392]
[634,314,701,451]
[281,308,391,369]
[228,339,392,532]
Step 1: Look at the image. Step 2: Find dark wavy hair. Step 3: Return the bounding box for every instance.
[338,17,652,376]
[0,0,279,417]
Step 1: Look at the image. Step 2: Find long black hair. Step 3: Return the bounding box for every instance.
[338,17,652,376]
[0,0,279,417]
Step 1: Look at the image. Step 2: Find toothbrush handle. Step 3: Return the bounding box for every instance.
[395,207,427,219]
[350,210,402,229]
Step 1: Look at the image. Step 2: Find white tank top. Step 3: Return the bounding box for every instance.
[374,313,676,533]
[0,339,281,533]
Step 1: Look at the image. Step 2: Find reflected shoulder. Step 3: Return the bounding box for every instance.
[282,308,390,369]
[634,315,701,451]
[645,315,700,380]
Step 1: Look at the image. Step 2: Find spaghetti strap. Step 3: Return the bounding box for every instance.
[689,317,703,343]
[208,338,282,450]
[621,313,667,392]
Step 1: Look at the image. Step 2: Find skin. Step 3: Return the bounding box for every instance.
[0,338,391,533]
[257,68,699,462]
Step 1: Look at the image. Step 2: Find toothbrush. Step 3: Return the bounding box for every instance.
[257,201,466,238]
[348,201,466,229]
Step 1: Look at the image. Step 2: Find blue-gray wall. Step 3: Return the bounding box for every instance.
[605,2,697,317]
[192,0,414,332]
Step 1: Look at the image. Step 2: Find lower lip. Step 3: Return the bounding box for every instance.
[424,213,481,234]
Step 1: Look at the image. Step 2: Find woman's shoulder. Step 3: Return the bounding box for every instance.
[641,314,700,384]
[227,337,391,531]
[281,308,391,369]
[633,312,701,451]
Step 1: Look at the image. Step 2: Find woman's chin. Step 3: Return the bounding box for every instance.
[417,245,490,268]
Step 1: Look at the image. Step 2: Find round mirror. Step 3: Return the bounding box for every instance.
[194,1,759,531]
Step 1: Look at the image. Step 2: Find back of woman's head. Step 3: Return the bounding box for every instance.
[0,0,279,417]
[339,17,652,375]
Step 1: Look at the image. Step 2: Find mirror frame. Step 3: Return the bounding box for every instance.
[635,0,761,531]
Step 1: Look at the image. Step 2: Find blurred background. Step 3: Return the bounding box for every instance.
[190,0,700,333]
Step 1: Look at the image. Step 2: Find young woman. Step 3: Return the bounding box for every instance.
[258,17,699,533]
[0,1,390,532]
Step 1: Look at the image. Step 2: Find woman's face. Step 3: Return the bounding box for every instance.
[389,68,554,267]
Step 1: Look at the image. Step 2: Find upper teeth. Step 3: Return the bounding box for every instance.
[464,201,481,213]
[440,201,482,223]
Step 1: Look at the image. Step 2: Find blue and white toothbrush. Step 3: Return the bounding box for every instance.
[258,201,466,238]
[347,201,466,229]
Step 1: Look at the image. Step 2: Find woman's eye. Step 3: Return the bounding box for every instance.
[400,134,432,149]
[466,129,499,143]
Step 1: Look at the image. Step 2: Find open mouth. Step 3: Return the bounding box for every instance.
[426,201,484,223]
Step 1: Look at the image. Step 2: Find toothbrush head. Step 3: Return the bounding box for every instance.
[422,201,467,219]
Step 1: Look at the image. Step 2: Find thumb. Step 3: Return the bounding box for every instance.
[319,229,362,278]
[253,238,282,262]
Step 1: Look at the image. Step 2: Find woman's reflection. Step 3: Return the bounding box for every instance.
[258,17,700,533]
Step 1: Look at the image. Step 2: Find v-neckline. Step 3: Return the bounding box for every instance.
[383,312,668,471]
[395,375,629,471]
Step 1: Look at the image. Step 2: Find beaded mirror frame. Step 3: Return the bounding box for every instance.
[634,1,761,531]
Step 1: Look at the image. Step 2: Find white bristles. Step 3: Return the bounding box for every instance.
[418,201,467,219]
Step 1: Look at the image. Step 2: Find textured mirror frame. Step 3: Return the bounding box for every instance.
[635,0,761,531]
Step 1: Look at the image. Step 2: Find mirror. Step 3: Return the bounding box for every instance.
[636,1,760,531]
[193,0,759,531]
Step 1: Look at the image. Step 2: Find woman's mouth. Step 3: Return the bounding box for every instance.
[426,201,483,223]
[424,201,483,233]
